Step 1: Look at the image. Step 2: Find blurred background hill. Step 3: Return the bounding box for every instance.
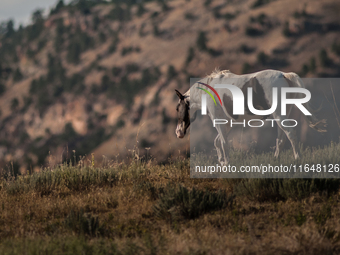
[0,0,340,173]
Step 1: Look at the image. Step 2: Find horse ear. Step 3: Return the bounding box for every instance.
[175,89,184,100]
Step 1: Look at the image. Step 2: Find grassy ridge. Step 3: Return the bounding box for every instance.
[1,144,340,254]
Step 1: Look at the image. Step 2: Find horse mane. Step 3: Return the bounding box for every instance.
[185,68,232,97]
[207,68,231,79]
[205,68,232,84]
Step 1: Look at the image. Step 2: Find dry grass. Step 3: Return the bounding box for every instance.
[1,146,340,254]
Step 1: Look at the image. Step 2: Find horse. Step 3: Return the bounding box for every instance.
[175,69,326,166]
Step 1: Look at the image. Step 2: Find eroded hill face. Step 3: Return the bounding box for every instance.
[0,0,340,172]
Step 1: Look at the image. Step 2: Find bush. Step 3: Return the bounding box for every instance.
[64,208,103,237]
[196,31,208,51]
[185,47,195,65]
[251,0,271,9]
[153,184,234,221]
[116,119,125,128]
[319,49,332,67]
[309,57,316,73]
[167,65,177,80]
[242,62,251,74]
[257,51,269,65]
[108,5,131,22]
[184,12,196,20]
[240,44,254,54]
[11,98,19,111]
[282,21,291,37]
[204,0,212,7]
[108,37,119,54]
[332,41,340,56]
[67,42,81,64]
[112,66,122,76]
[234,179,340,202]
[67,27,94,64]
[26,10,44,41]
[224,12,237,20]
[54,19,65,52]
[0,82,6,95]
[153,24,160,36]
[13,67,23,82]
[126,63,139,73]
[137,3,146,17]
[245,27,263,36]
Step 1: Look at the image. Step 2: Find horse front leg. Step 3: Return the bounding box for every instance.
[214,134,223,164]
[220,135,230,167]
[214,126,231,166]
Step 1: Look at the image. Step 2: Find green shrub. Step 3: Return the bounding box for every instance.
[319,49,332,67]
[332,41,340,56]
[126,63,139,73]
[67,27,94,64]
[13,67,23,82]
[224,12,237,20]
[112,66,122,76]
[314,205,332,225]
[116,119,125,128]
[185,47,195,65]
[257,51,269,65]
[153,24,160,36]
[252,0,271,9]
[108,37,119,53]
[245,27,263,36]
[196,31,208,51]
[99,32,106,43]
[309,57,316,73]
[153,184,234,221]
[0,82,6,95]
[137,3,146,17]
[204,0,212,7]
[234,179,340,202]
[242,62,251,74]
[240,44,254,54]
[134,180,160,200]
[11,97,19,111]
[67,41,81,64]
[184,12,196,20]
[64,208,103,237]
[301,64,309,76]
[108,5,131,22]
[167,65,177,80]
[282,21,291,37]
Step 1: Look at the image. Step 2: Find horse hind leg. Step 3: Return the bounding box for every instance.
[214,126,231,166]
[273,115,300,159]
[274,125,286,158]
[214,134,223,163]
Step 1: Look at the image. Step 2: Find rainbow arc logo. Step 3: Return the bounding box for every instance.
[196,82,223,106]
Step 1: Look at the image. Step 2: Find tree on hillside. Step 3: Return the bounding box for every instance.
[5,20,15,37]
[13,68,23,82]
[32,10,43,23]
[196,31,208,51]
[27,10,44,41]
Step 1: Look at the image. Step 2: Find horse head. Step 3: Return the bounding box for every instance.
[175,89,191,138]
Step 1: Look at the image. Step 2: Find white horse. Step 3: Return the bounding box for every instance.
[175,69,326,166]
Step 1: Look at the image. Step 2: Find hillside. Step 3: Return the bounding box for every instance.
[1,146,340,254]
[0,0,340,171]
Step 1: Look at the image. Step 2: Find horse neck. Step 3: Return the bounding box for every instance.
[185,81,205,112]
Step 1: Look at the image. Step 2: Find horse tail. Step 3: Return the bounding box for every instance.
[283,72,327,133]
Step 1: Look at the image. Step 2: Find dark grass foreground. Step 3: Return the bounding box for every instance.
[1,144,340,254]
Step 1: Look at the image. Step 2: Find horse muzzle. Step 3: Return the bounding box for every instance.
[176,124,185,138]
